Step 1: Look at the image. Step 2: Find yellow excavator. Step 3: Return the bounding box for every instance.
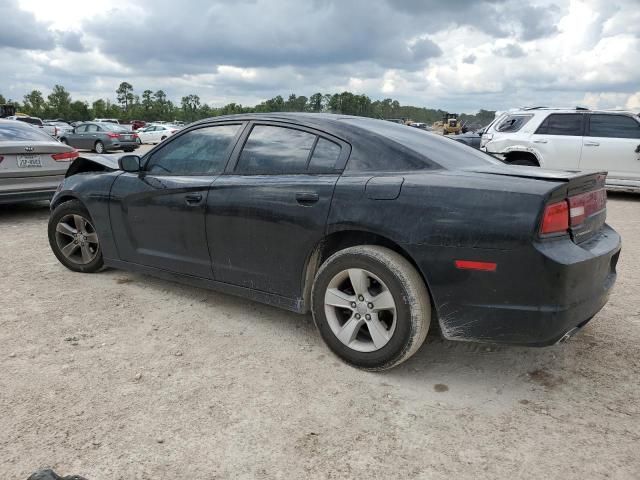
[433,113,462,135]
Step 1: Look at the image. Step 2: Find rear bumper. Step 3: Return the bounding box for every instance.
[606,178,640,193]
[106,141,139,151]
[0,189,55,204]
[410,224,621,346]
[0,175,64,204]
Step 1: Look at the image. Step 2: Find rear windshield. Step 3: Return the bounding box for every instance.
[495,114,533,132]
[101,123,128,132]
[342,117,502,169]
[0,121,56,141]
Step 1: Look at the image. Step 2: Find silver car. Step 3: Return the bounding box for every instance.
[0,119,78,204]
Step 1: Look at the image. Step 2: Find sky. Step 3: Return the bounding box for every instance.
[2,0,640,113]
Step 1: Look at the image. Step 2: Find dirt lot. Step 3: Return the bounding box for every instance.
[0,190,638,479]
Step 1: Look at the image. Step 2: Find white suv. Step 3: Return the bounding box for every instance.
[480,108,640,192]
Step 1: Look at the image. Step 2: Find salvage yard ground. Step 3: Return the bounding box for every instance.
[0,189,638,478]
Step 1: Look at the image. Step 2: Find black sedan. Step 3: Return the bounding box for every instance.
[47,114,620,370]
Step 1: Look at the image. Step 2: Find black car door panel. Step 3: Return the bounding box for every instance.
[206,121,349,299]
[206,174,339,296]
[109,122,245,278]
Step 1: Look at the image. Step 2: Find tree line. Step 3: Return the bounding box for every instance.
[0,82,495,126]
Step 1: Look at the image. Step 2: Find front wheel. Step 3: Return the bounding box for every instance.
[311,245,431,371]
[48,200,104,273]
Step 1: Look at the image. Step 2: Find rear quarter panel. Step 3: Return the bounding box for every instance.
[327,170,557,334]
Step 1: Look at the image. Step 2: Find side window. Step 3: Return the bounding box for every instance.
[75,125,87,133]
[495,114,533,132]
[236,125,316,174]
[535,114,583,136]
[146,124,241,175]
[308,138,341,173]
[85,124,98,133]
[589,115,640,139]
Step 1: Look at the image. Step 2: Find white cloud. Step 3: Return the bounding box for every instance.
[2,0,639,113]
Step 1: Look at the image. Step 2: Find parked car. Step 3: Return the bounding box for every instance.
[136,124,179,144]
[481,107,640,192]
[92,118,120,124]
[47,113,620,370]
[0,119,78,203]
[451,130,482,149]
[44,121,74,138]
[7,115,61,137]
[59,122,139,154]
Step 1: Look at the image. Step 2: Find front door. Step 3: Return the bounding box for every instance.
[68,124,88,149]
[207,122,348,298]
[109,123,245,278]
[580,113,640,182]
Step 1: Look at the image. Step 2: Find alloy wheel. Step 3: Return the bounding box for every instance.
[324,268,397,352]
[54,214,100,265]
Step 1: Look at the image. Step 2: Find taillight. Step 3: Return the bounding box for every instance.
[132,133,138,138]
[540,201,569,235]
[568,189,606,227]
[52,150,79,162]
[106,132,120,138]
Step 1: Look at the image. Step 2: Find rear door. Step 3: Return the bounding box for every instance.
[206,122,349,298]
[109,122,244,278]
[530,113,585,169]
[580,114,640,182]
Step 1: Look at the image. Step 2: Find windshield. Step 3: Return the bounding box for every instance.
[0,121,56,141]
[343,117,503,169]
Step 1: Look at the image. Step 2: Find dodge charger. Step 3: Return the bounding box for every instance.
[47,114,621,370]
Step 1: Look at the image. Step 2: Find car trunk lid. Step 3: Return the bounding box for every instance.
[0,141,77,177]
[464,165,607,244]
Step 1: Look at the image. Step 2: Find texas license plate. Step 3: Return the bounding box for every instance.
[17,155,42,168]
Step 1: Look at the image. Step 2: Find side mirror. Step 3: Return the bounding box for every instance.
[118,155,141,172]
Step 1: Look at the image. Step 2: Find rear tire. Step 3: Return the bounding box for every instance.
[48,200,104,273]
[311,245,430,371]
[94,141,105,154]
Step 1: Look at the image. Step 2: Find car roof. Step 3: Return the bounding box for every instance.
[505,108,637,116]
[189,113,502,170]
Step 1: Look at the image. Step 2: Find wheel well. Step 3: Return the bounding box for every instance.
[503,151,540,166]
[301,230,436,318]
[51,194,78,209]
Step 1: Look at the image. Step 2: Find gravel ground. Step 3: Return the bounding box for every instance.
[0,190,638,479]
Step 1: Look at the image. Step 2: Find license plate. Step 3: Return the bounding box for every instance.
[122,135,132,140]
[17,154,42,168]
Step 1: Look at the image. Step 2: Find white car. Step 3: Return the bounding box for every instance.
[481,108,640,192]
[136,124,180,144]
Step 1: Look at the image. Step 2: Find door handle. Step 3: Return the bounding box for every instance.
[295,192,319,205]
[533,139,548,144]
[184,193,203,205]
[584,141,600,147]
